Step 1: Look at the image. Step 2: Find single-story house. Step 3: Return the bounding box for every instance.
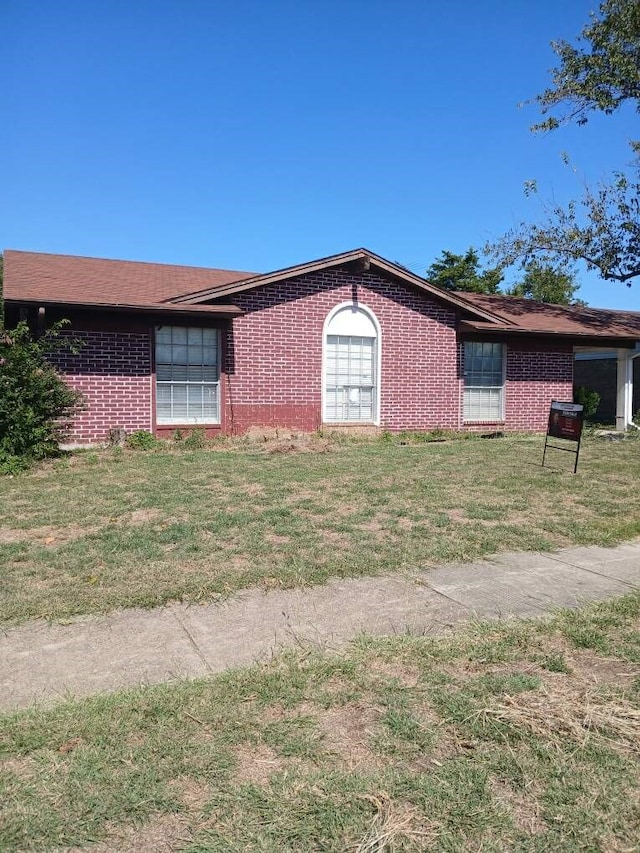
[3,248,640,443]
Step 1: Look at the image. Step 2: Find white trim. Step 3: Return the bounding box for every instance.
[616,348,634,430]
[154,325,221,425]
[322,301,382,426]
[462,341,506,423]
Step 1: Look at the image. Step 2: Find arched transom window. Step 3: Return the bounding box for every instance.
[323,303,380,424]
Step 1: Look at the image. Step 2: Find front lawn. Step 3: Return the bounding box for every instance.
[1,594,639,851]
[1,432,639,624]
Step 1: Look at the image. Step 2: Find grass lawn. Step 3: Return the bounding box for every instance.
[1,431,640,625]
[1,594,639,851]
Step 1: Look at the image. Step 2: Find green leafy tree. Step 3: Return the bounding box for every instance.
[505,261,585,305]
[491,0,640,285]
[426,248,503,294]
[492,168,640,284]
[0,322,84,469]
[532,0,640,132]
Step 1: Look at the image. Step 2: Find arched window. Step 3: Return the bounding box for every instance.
[323,303,380,424]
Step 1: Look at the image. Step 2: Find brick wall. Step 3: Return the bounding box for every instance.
[43,269,577,442]
[504,341,574,430]
[49,322,153,444]
[224,268,461,433]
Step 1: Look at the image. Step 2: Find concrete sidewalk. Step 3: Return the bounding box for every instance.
[1,540,639,713]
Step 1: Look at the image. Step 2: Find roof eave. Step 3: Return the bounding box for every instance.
[5,297,243,318]
[459,321,640,347]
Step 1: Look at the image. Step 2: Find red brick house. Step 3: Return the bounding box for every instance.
[3,248,640,443]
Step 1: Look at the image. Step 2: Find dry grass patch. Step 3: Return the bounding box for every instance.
[316,702,385,771]
[232,742,288,785]
[122,508,164,525]
[488,776,545,835]
[167,776,211,812]
[367,660,422,688]
[481,684,640,753]
[65,813,193,853]
[0,524,101,546]
[354,794,440,852]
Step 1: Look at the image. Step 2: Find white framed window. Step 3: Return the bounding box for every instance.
[323,303,380,424]
[463,341,505,421]
[155,326,220,424]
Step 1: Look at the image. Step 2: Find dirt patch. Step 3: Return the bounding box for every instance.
[317,701,385,770]
[368,659,422,688]
[0,755,39,780]
[0,525,99,546]
[488,776,545,835]
[232,742,285,785]
[448,509,467,524]
[241,483,265,497]
[321,529,351,548]
[65,813,192,853]
[264,533,290,546]
[358,519,389,540]
[565,647,640,689]
[168,776,210,812]
[123,508,164,526]
[538,633,640,689]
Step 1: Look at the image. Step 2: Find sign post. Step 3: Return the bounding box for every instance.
[542,401,585,474]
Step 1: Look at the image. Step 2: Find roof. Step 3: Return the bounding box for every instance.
[4,248,639,343]
[460,293,640,343]
[3,247,502,324]
[3,250,254,309]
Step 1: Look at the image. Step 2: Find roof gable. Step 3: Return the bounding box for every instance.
[168,248,504,323]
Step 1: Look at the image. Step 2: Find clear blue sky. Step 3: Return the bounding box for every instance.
[3,0,638,309]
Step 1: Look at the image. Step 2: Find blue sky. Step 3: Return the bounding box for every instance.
[3,0,638,309]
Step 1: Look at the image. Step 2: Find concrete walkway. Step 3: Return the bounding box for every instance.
[1,541,639,713]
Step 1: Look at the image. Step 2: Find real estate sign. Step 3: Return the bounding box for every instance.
[547,401,584,442]
[542,401,584,473]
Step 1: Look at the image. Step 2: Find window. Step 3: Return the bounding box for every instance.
[155,326,220,424]
[463,341,505,421]
[324,304,379,423]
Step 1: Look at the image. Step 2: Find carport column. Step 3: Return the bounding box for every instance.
[616,349,633,430]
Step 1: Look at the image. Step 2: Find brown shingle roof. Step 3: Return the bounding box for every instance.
[5,249,639,344]
[459,292,640,342]
[3,250,255,308]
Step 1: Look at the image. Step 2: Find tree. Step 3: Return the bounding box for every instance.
[505,261,585,305]
[492,166,640,285]
[532,0,640,133]
[426,248,503,294]
[490,0,640,285]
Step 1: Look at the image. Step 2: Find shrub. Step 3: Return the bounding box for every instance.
[574,385,601,420]
[0,321,84,469]
[183,427,206,449]
[125,430,160,451]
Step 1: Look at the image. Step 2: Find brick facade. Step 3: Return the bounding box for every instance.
[225,268,461,433]
[504,341,574,430]
[49,317,154,444]
[48,269,575,442]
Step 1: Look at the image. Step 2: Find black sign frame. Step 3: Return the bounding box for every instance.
[542,401,585,474]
